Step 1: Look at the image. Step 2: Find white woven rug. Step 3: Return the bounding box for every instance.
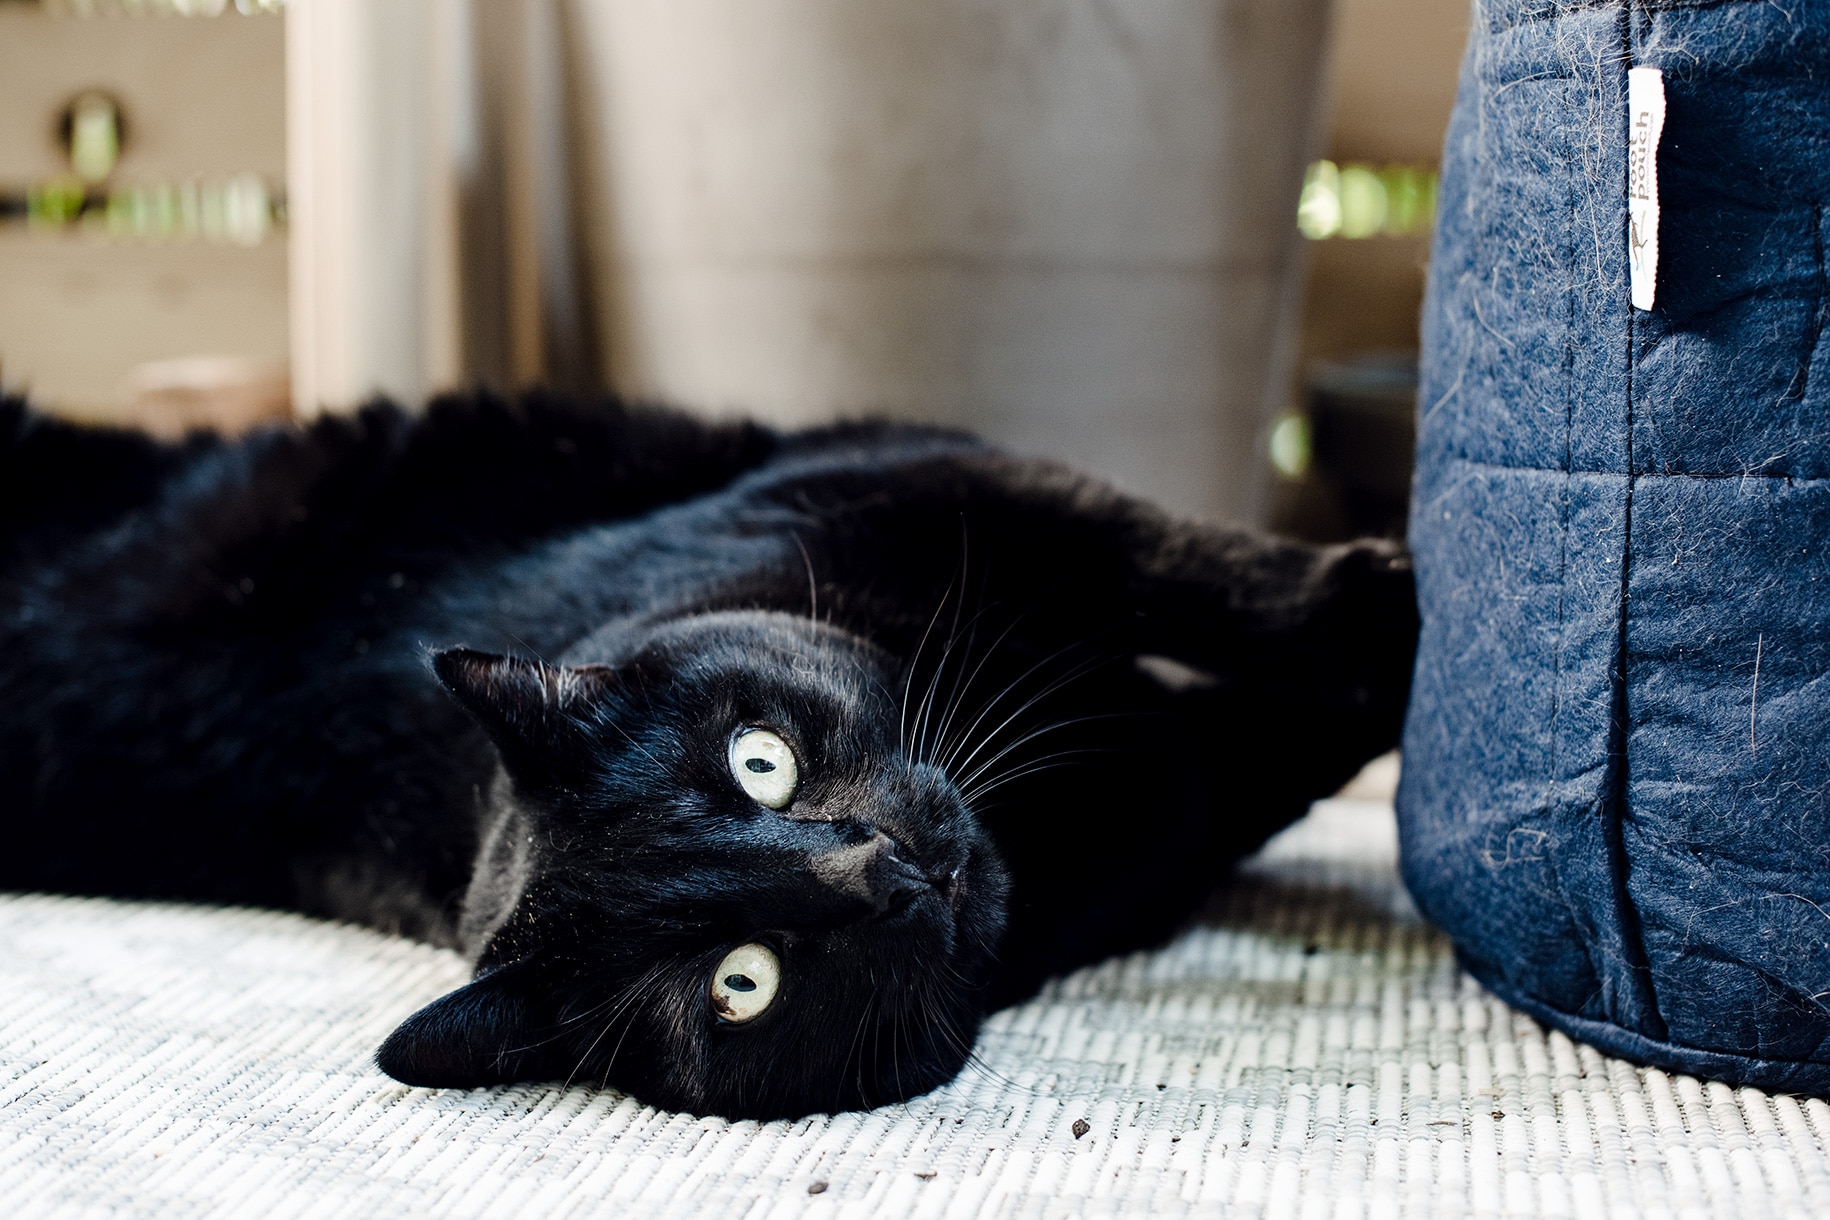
[5,786,1828,1219]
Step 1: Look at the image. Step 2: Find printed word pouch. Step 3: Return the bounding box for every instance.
[1400,0,1830,1091]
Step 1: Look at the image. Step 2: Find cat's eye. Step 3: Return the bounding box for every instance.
[710,943,780,1024]
[729,728,798,809]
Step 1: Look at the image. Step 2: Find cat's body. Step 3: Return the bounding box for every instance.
[0,391,1416,1118]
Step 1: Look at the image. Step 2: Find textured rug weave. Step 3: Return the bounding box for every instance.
[5,792,1829,1219]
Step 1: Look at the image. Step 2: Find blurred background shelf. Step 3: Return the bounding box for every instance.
[0,0,287,427]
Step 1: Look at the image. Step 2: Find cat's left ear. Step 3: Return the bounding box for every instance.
[433,647,619,778]
[376,957,559,1088]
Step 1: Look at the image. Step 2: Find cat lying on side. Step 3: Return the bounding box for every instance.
[0,392,1416,1120]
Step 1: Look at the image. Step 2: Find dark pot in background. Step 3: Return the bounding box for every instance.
[1268,352,1417,541]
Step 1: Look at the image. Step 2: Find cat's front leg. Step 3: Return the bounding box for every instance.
[948,449,1418,731]
[1123,523,1418,855]
[951,451,1417,829]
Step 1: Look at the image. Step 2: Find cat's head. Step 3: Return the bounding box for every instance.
[377,611,1009,1119]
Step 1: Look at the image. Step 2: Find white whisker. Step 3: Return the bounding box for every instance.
[943,649,1111,783]
[928,607,1028,772]
[899,578,956,758]
[954,710,1133,796]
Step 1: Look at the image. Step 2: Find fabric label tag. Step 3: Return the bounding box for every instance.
[1627,67,1665,311]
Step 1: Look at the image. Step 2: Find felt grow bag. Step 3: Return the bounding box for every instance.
[1399,0,1830,1092]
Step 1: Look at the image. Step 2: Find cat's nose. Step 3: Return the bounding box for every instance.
[808,826,933,915]
[871,846,934,915]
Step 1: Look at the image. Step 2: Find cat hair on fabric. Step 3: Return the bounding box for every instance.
[0,391,1417,1119]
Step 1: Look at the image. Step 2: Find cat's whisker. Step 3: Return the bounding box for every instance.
[592,973,673,1090]
[926,600,1026,773]
[899,577,958,760]
[595,712,669,774]
[957,1044,1038,1098]
[561,975,646,1089]
[950,621,1130,763]
[928,621,980,766]
[961,746,1128,807]
[960,746,1096,799]
[933,634,1087,776]
[791,532,818,626]
[870,968,893,1107]
[564,961,670,1090]
[911,642,952,769]
[913,596,994,768]
[588,968,676,1090]
[953,709,1139,795]
[951,709,1090,797]
[947,677,1122,795]
[914,976,1035,1100]
[929,534,1002,764]
[937,640,1111,781]
[500,628,554,666]
[839,986,879,1111]
[503,984,623,1056]
[951,709,1134,797]
[914,625,965,768]
[893,1000,911,1104]
[909,531,991,767]
[496,963,639,1068]
[907,610,980,771]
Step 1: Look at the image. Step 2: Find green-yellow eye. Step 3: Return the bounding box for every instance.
[730,728,797,809]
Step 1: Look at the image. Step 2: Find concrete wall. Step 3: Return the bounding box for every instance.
[569,0,1332,522]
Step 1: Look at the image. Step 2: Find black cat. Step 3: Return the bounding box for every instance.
[0,391,1416,1120]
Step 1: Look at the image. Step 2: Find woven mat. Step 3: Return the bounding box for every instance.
[5,793,1829,1219]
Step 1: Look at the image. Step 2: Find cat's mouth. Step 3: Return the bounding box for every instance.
[936,865,963,911]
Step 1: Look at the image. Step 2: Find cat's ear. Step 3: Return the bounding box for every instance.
[432,647,618,774]
[375,958,557,1088]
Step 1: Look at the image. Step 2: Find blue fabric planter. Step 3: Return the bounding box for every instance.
[1400,0,1830,1091]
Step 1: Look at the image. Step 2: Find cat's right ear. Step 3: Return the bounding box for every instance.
[375,958,558,1088]
[432,647,619,780]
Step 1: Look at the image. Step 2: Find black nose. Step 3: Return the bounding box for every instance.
[873,845,933,914]
[810,823,935,915]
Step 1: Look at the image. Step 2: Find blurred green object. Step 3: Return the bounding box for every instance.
[1268,412,1314,479]
[1298,160,1438,240]
[66,91,121,183]
[25,176,86,227]
[7,174,280,243]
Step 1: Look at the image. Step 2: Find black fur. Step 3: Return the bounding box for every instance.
[0,391,1417,1119]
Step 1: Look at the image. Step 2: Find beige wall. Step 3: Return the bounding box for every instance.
[1326,0,1467,165]
[0,233,287,423]
[0,8,288,421]
[0,10,284,185]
